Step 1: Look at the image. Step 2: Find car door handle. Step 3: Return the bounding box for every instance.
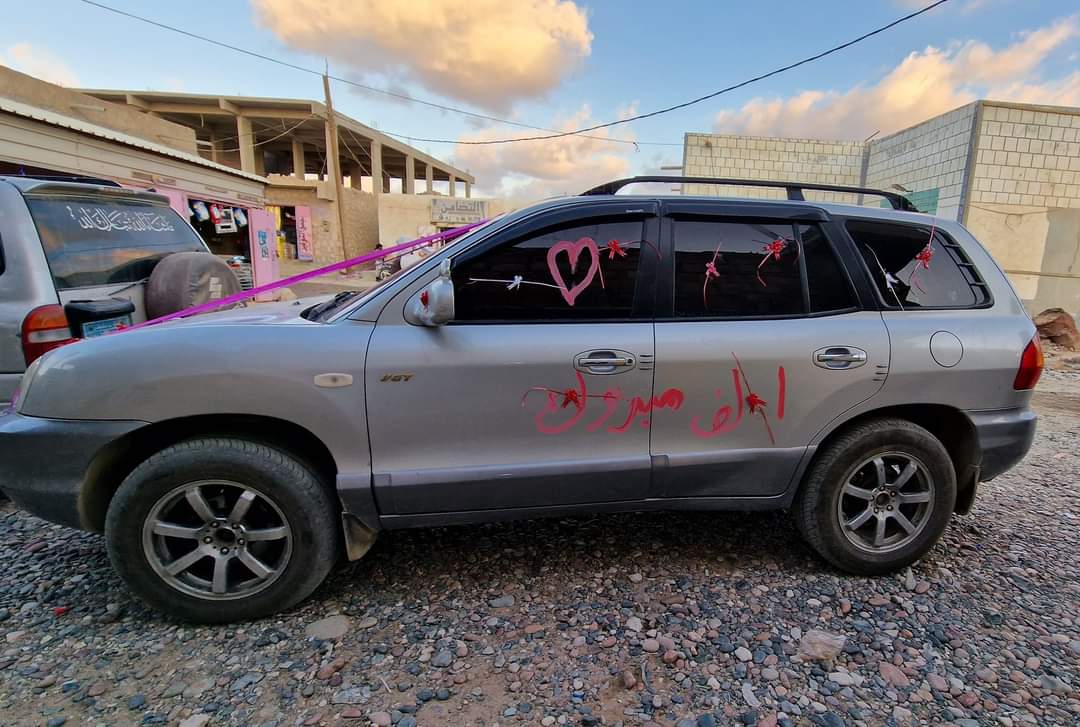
[578,356,633,366]
[574,349,636,374]
[814,347,868,369]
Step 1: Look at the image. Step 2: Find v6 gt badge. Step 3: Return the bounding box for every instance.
[380,373,414,383]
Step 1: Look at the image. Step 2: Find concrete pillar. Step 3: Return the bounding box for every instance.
[425,163,434,193]
[465,180,471,199]
[291,138,305,178]
[448,175,456,197]
[208,131,222,164]
[370,140,382,195]
[237,117,257,173]
[348,162,364,189]
[405,155,416,194]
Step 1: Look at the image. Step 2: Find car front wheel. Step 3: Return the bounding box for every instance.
[105,438,340,622]
[793,418,957,575]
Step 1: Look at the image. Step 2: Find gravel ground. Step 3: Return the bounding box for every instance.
[2,371,1079,727]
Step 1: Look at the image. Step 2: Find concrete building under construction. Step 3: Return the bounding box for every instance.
[82,89,478,266]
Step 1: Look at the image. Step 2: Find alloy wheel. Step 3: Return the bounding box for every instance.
[836,452,934,554]
[141,480,292,600]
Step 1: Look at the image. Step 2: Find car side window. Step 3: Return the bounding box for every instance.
[673,220,803,317]
[799,224,857,313]
[452,218,647,321]
[847,219,988,309]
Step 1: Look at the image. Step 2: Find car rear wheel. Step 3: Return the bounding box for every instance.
[793,418,956,575]
[106,438,340,622]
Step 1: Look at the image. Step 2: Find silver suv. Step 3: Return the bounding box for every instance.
[0,178,1041,623]
[0,176,210,407]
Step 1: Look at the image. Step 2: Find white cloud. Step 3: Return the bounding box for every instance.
[713,15,1080,139]
[253,0,592,113]
[454,105,636,200]
[1,43,79,87]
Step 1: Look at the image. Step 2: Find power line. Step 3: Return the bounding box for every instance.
[396,0,952,145]
[75,0,949,148]
[73,0,672,147]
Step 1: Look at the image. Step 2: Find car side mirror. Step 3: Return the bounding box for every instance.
[405,258,455,326]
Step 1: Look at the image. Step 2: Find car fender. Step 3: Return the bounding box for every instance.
[19,319,374,477]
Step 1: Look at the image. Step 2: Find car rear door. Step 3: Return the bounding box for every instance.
[21,190,209,325]
[364,201,662,520]
[649,200,890,501]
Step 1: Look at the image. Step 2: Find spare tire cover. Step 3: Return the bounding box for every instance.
[145,252,243,319]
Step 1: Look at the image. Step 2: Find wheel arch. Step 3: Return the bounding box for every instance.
[79,414,339,533]
[797,404,979,513]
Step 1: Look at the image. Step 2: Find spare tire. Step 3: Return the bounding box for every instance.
[145,252,243,319]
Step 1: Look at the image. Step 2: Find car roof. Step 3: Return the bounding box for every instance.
[0,175,172,205]
[515,193,949,228]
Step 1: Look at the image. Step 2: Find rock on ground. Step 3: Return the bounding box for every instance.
[1035,307,1080,350]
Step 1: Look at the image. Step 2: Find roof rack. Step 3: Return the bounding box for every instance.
[581,176,921,212]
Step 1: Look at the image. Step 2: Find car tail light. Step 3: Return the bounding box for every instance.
[1013,335,1044,390]
[21,305,76,365]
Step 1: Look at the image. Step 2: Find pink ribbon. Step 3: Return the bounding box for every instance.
[124,219,490,331]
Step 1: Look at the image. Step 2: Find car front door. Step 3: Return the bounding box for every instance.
[364,201,661,520]
[649,201,890,501]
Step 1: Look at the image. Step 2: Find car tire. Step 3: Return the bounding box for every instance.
[793,418,956,575]
[105,437,340,623]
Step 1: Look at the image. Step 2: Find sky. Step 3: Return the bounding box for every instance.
[3,0,1079,198]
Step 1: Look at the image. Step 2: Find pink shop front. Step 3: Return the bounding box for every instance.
[154,187,279,290]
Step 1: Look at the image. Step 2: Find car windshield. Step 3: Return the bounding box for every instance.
[25,194,207,290]
[306,215,509,322]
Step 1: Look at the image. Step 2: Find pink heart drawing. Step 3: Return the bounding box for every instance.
[546,237,601,306]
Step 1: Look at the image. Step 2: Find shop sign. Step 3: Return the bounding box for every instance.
[431,198,485,224]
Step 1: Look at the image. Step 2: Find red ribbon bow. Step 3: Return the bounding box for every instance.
[764,239,786,260]
[561,389,582,409]
[705,261,719,279]
[915,244,933,269]
[756,240,786,287]
[746,392,767,413]
[606,240,627,260]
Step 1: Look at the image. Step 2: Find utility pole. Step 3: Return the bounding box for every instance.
[322,69,350,263]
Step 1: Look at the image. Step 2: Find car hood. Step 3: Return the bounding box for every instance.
[153,296,332,328]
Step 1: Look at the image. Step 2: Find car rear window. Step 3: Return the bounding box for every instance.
[25,195,206,290]
[846,219,990,309]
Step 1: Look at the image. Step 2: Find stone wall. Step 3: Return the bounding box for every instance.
[0,65,198,154]
[969,102,1080,210]
[863,103,976,219]
[267,179,380,264]
[340,187,379,258]
[682,133,865,202]
[965,102,1080,316]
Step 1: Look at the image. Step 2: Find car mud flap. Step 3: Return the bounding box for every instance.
[955,463,980,515]
[341,512,378,561]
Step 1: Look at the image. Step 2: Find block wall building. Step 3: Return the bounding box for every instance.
[683,100,1080,316]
